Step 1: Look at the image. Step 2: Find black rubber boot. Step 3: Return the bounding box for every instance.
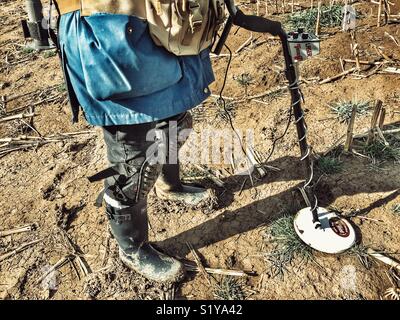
[154,162,215,207]
[153,112,216,208]
[106,199,184,283]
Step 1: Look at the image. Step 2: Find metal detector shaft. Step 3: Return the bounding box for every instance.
[280,34,319,224]
[223,0,319,223]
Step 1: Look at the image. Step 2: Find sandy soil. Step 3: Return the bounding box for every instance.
[0,0,399,300]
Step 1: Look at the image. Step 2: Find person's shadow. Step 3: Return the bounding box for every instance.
[156,121,400,257]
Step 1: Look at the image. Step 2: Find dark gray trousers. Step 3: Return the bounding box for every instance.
[99,112,192,209]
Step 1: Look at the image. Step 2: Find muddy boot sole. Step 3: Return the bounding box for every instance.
[119,247,185,283]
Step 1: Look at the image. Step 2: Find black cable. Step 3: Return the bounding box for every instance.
[264,101,293,164]
[217,44,235,138]
[217,43,293,175]
[218,44,255,184]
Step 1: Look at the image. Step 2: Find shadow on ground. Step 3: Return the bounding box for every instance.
[157,122,400,257]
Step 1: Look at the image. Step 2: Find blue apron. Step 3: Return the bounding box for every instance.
[59,11,215,126]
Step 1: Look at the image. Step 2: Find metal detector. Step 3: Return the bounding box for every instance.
[218,0,356,254]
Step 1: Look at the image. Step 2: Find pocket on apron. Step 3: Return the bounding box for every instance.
[79,13,183,101]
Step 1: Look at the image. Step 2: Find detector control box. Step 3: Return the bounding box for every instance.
[287,29,320,62]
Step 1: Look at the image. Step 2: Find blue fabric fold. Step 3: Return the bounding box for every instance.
[59,11,215,126]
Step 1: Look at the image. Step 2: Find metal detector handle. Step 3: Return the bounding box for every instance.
[213,1,284,55]
[231,10,283,36]
[224,0,283,36]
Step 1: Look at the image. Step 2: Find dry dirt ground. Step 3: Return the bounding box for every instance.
[0,0,399,300]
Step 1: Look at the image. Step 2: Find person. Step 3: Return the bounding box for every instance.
[55,0,219,283]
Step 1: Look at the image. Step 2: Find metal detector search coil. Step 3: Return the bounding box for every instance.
[287,29,320,62]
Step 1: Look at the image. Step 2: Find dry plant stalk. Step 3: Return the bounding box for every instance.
[366,100,383,145]
[367,248,400,271]
[0,224,37,237]
[0,239,42,263]
[382,67,400,74]
[186,242,212,285]
[384,287,400,300]
[344,104,358,152]
[246,146,267,178]
[384,32,400,47]
[351,149,370,159]
[350,31,361,70]
[74,254,90,277]
[2,84,62,105]
[235,33,253,54]
[37,255,75,284]
[0,132,95,146]
[383,0,390,24]
[315,1,322,35]
[319,68,356,84]
[61,230,91,277]
[372,44,394,63]
[323,133,346,156]
[354,127,400,138]
[343,59,383,65]
[2,91,35,104]
[376,127,389,146]
[0,130,96,156]
[339,58,345,72]
[161,284,176,300]
[229,85,286,105]
[0,113,37,123]
[183,261,255,277]
[378,107,386,129]
[377,0,382,27]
